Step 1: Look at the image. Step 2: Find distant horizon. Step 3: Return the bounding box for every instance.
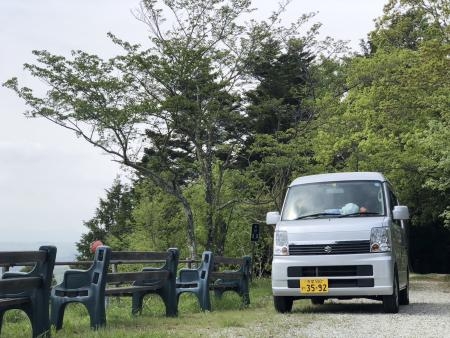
[0,240,76,243]
[0,240,78,261]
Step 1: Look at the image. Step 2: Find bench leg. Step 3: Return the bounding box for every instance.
[242,292,250,306]
[23,302,50,338]
[163,288,178,317]
[155,284,177,317]
[86,299,106,330]
[51,298,67,331]
[131,292,144,316]
[166,296,178,317]
[239,279,250,306]
[197,294,212,311]
[199,286,211,311]
[213,288,224,299]
[0,309,4,336]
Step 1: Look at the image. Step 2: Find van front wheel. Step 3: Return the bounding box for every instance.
[383,272,399,313]
[399,268,410,305]
[274,296,293,313]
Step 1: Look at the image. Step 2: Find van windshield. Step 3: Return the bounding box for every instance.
[281,180,385,221]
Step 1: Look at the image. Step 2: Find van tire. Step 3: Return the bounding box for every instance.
[274,296,293,313]
[399,269,410,305]
[383,272,399,313]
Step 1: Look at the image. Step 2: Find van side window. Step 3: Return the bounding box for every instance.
[389,190,398,211]
[388,189,400,225]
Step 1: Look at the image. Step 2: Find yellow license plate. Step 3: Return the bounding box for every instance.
[300,279,329,294]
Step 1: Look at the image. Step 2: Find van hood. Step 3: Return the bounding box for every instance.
[276,217,387,244]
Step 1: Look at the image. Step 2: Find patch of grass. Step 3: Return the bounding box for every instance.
[3,309,29,323]
[2,310,32,337]
[218,315,246,328]
[0,278,277,338]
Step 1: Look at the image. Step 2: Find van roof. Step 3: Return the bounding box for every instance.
[290,172,386,187]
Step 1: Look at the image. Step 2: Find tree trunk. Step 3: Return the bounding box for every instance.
[177,193,197,260]
[133,163,198,259]
[204,145,216,252]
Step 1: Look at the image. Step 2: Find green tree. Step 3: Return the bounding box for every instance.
[312,1,450,271]
[126,178,187,253]
[4,0,259,257]
[245,38,315,134]
[76,178,135,260]
[5,0,332,257]
[241,30,349,209]
[369,0,449,51]
[236,23,350,273]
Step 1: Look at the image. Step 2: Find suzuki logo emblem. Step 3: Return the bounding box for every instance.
[324,245,332,253]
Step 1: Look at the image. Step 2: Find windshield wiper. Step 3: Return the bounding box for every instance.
[294,212,341,220]
[339,212,381,218]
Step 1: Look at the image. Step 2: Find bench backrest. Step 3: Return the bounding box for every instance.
[0,246,57,338]
[211,255,251,279]
[108,249,179,285]
[0,245,57,296]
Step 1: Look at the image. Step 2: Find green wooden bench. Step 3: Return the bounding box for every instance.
[176,252,251,311]
[51,246,179,330]
[176,251,214,311]
[0,246,57,338]
[210,255,251,307]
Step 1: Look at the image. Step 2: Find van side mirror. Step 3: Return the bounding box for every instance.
[393,206,410,220]
[266,211,281,225]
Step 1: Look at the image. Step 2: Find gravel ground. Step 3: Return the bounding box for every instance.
[295,279,450,338]
[205,277,450,338]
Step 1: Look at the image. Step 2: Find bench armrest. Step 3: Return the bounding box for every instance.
[2,272,28,279]
[178,269,200,283]
[62,269,91,289]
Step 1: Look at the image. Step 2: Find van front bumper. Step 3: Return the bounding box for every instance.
[271,253,394,297]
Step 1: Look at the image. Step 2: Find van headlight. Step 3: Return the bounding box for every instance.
[370,227,391,252]
[274,230,289,256]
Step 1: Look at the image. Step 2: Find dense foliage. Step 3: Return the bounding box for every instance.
[4,0,449,273]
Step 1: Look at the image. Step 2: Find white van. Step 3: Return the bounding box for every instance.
[266,172,410,313]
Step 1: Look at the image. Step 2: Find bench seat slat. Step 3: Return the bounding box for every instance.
[210,284,238,290]
[0,297,30,306]
[213,256,243,265]
[107,270,169,284]
[105,284,163,296]
[110,251,169,261]
[110,260,166,265]
[211,272,243,279]
[0,277,42,293]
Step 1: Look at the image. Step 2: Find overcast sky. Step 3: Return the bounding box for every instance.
[0,0,386,249]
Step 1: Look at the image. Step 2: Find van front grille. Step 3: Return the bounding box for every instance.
[289,240,370,255]
[287,265,373,277]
